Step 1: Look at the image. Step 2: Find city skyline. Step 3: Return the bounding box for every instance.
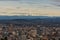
[0,0,60,16]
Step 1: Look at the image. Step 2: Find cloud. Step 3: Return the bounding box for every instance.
[0,0,20,1]
[52,0,60,2]
[0,0,60,16]
[52,3,60,7]
[49,0,60,7]
[0,6,60,16]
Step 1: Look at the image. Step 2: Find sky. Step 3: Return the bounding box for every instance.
[0,0,60,16]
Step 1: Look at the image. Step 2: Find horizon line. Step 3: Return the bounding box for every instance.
[0,15,60,17]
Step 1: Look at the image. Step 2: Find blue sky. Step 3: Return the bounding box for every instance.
[0,0,60,16]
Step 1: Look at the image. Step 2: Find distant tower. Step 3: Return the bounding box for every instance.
[9,24,13,27]
[8,24,13,33]
[9,24,13,30]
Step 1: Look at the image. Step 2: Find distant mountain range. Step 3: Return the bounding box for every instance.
[0,16,60,27]
[0,16,60,25]
[0,16,58,20]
